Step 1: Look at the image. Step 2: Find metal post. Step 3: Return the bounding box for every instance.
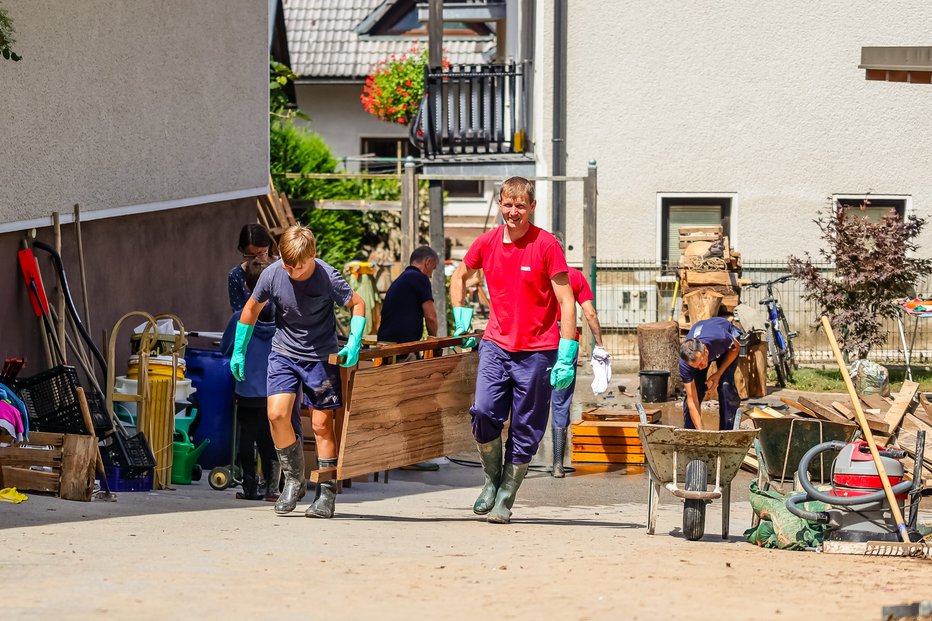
[429,180,447,336]
[428,0,443,69]
[551,0,568,239]
[581,160,598,358]
[400,157,417,264]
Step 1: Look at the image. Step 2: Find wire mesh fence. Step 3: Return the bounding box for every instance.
[593,261,932,364]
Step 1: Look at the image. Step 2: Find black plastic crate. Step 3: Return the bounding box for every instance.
[105,429,156,473]
[18,366,88,435]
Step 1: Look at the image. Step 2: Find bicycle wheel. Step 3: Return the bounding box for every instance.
[767,326,787,387]
[780,313,798,370]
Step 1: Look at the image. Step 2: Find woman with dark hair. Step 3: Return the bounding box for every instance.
[229,224,277,311]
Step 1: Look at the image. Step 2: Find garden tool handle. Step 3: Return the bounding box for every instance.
[820,315,911,543]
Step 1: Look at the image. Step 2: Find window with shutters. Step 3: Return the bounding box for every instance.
[660,196,733,266]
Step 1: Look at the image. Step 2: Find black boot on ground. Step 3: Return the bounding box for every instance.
[236,473,263,500]
[274,441,306,515]
[264,460,281,502]
[551,427,567,478]
[305,457,337,518]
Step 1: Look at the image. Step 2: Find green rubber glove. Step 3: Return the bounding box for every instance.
[550,338,579,390]
[452,306,477,348]
[230,321,254,382]
[338,315,367,367]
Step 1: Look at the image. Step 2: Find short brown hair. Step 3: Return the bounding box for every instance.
[279,225,317,266]
[500,176,535,204]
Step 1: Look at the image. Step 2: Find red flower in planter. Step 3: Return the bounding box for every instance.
[361,48,444,125]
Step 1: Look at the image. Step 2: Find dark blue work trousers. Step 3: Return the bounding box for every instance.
[470,339,557,465]
[682,358,740,430]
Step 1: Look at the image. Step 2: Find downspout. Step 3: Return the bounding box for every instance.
[551,0,567,238]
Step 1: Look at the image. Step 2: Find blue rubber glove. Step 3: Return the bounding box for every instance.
[230,322,254,382]
[338,315,367,367]
[550,338,579,390]
[452,306,477,348]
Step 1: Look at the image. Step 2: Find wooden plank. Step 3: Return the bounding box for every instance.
[916,393,932,428]
[748,407,782,419]
[570,453,646,464]
[792,397,849,424]
[328,333,483,365]
[860,393,891,414]
[679,226,723,236]
[315,200,402,212]
[0,447,61,468]
[571,444,645,455]
[761,407,788,419]
[779,397,822,419]
[580,407,660,423]
[1,466,59,493]
[682,271,750,287]
[22,432,64,447]
[59,434,96,502]
[831,401,892,435]
[572,436,644,447]
[334,352,479,480]
[884,380,919,433]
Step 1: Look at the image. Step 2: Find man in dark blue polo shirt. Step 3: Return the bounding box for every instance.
[678,317,743,430]
[378,246,439,344]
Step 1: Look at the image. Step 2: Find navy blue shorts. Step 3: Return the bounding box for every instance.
[267,351,343,411]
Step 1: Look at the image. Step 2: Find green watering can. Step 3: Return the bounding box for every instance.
[172,415,210,485]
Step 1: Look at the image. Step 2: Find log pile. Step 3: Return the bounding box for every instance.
[677,226,747,330]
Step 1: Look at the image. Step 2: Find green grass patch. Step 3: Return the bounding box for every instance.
[773,366,932,392]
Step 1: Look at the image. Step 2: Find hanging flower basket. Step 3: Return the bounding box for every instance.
[361,48,448,125]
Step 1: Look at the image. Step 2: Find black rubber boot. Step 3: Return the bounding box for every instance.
[552,427,567,478]
[473,438,503,515]
[487,463,529,524]
[305,457,337,519]
[264,460,281,501]
[274,441,306,515]
[236,474,263,500]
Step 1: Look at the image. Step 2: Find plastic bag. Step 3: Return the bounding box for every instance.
[590,347,612,395]
[848,359,890,397]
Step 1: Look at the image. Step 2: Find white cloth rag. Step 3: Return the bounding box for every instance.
[590,346,612,394]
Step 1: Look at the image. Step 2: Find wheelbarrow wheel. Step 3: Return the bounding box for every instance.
[208,466,233,490]
[683,459,707,541]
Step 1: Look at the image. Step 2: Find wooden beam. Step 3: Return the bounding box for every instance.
[59,434,96,502]
[328,333,482,365]
[831,401,891,435]
[314,200,402,212]
[779,397,821,419]
[795,396,850,424]
[884,380,920,433]
[1,466,59,493]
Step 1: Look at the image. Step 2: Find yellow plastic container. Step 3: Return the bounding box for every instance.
[127,355,186,380]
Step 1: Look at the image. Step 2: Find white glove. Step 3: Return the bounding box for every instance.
[590,346,612,395]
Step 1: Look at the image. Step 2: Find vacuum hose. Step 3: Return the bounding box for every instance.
[785,440,913,523]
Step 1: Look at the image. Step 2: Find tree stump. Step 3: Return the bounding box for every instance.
[637,321,682,399]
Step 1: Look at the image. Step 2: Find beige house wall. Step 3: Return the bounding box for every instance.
[537,1,932,263]
[0,0,269,231]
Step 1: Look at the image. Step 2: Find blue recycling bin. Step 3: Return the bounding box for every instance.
[185,348,234,469]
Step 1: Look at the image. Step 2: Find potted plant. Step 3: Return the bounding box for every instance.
[361,48,448,125]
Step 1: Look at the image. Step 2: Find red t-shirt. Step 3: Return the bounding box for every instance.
[464,224,569,352]
[568,267,594,305]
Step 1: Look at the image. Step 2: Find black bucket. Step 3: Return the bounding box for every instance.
[639,369,670,403]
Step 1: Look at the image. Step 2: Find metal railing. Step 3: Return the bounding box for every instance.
[410,63,526,158]
[592,261,932,364]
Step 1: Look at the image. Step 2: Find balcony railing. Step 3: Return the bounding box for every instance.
[410,63,527,159]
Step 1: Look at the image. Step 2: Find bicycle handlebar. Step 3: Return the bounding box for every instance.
[746,274,794,289]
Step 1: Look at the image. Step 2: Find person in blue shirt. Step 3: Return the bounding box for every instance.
[221,259,278,501]
[377,246,439,344]
[678,317,743,430]
[232,225,366,519]
[228,224,277,312]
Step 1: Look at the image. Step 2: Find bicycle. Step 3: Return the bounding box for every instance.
[744,275,798,387]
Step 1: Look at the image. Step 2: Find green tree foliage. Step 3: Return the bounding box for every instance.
[0,6,22,61]
[788,201,932,359]
[269,59,306,122]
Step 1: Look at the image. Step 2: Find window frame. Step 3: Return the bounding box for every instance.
[656,193,737,266]
[832,194,910,222]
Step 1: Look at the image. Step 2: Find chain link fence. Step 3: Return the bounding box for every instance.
[592,261,932,364]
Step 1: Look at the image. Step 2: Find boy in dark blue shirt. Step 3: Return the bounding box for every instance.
[377,246,439,344]
[678,317,742,430]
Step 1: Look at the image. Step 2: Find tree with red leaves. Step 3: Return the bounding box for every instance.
[788,200,932,359]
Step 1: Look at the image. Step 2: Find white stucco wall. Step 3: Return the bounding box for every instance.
[0,0,268,231]
[547,1,932,263]
[294,83,407,165]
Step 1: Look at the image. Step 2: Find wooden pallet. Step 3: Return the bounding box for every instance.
[257,174,297,236]
[571,420,646,464]
[0,432,96,501]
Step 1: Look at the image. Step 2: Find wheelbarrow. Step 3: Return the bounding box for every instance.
[637,407,758,541]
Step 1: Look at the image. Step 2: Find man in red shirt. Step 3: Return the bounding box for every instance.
[450,177,578,524]
[550,264,608,477]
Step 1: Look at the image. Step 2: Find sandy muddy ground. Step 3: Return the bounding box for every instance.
[2,462,930,621]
